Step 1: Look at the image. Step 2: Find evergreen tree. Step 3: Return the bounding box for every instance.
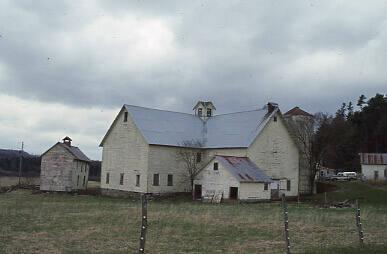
[357,94,366,108]
[346,101,354,119]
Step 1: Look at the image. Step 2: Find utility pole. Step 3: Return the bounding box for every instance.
[18,141,24,186]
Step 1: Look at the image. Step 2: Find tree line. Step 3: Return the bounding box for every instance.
[314,93,387,171]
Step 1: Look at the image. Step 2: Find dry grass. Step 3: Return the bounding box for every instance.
[1,182,387,253]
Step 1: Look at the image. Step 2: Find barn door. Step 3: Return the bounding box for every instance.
[194,185,202,200]
[229,187,238,200]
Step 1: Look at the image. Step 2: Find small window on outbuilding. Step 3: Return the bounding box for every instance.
[106,173,110,184]
[273,116,277,122]
[124,112,128,122]
[153,174,159,186]
[167,174,173,186]
[120,173,124,185]
[77,175,80,186]
[196,152,202,163]
[136,175,140,187]
[83,176,86,186]
[264,183,269,191]
[198,108,202,116]
[213,162,218,171]
[207,108,212,117]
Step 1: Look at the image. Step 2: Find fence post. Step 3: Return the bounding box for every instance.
[355,199,364,246]
[282,194,291,254]
[138,194,148,253]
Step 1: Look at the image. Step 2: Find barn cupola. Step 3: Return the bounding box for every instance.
[193,101,216,120]
[62,136,72,147]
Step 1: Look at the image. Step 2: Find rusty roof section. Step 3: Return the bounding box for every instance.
[359,153,387,165]
[216,155,272,183]
[284,106,313,117]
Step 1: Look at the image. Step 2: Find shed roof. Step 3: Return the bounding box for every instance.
[42,142,90,162]
[216,156,272,183]
[284,107,313,117]
[120,104,275,148]
[359,153,387,165]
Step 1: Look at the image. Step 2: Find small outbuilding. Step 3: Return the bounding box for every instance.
[359,153,387,181]
[194,156,272,202]
[40,137,90,192]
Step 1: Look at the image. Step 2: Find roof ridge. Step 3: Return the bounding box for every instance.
[211,108,266,117]
[125,104,196,117]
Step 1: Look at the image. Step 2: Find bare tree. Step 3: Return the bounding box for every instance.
[285,114,320,194]
[176,139,205,200]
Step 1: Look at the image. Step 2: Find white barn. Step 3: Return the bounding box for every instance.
[194,156,272,201]
[359,153,387,181]
[100,101,303,199]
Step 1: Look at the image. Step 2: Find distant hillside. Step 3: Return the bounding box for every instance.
[0,149,36,159]
[0,148,101,180]
[0,149,40,176]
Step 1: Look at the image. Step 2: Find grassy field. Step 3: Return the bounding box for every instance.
[1,181,387,253]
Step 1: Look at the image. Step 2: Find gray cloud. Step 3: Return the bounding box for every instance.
[1,0,387,157]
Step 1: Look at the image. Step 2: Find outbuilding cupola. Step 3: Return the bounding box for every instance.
[62,136,72,147]
[193,101,216,120]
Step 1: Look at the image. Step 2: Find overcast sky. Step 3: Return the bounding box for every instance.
[0,1,386,159]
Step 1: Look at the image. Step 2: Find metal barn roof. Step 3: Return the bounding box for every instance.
[359,153,387,165]
[216,156,272,183]
[124,104,274,148]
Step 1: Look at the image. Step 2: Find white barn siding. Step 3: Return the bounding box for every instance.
[147,145,191,193]
[194,159,270,200]
[239,183,270,200]
[207,148,247,158]
[361,164,387,181]
[40,144,74,192]
[247,115,299,197]
[194,159,240,199]
[101,109,149,193]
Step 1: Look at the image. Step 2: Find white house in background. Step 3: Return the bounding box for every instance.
[359,153,387,181]
[194,156,272,202]
[99,101,302,200]
[40,137,90,192]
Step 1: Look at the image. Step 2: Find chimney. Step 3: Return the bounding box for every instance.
[62,136,72,147]
[267,102,278,114]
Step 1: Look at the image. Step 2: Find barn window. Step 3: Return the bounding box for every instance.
[264,183,269,191]
[83,176,86,186]
[213,162,218,171]
[196,152,202,163]
[136,175,140,187]
[77,175,80,186]
[273,116,277,122]
[198,108,202,116]
[286,180,291,191]
[124,112,128,122]
[106,173,110,184]
[153,174,159,186]
[207,108,212,117]
[120,173,124,185]
[167,174,173,186]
